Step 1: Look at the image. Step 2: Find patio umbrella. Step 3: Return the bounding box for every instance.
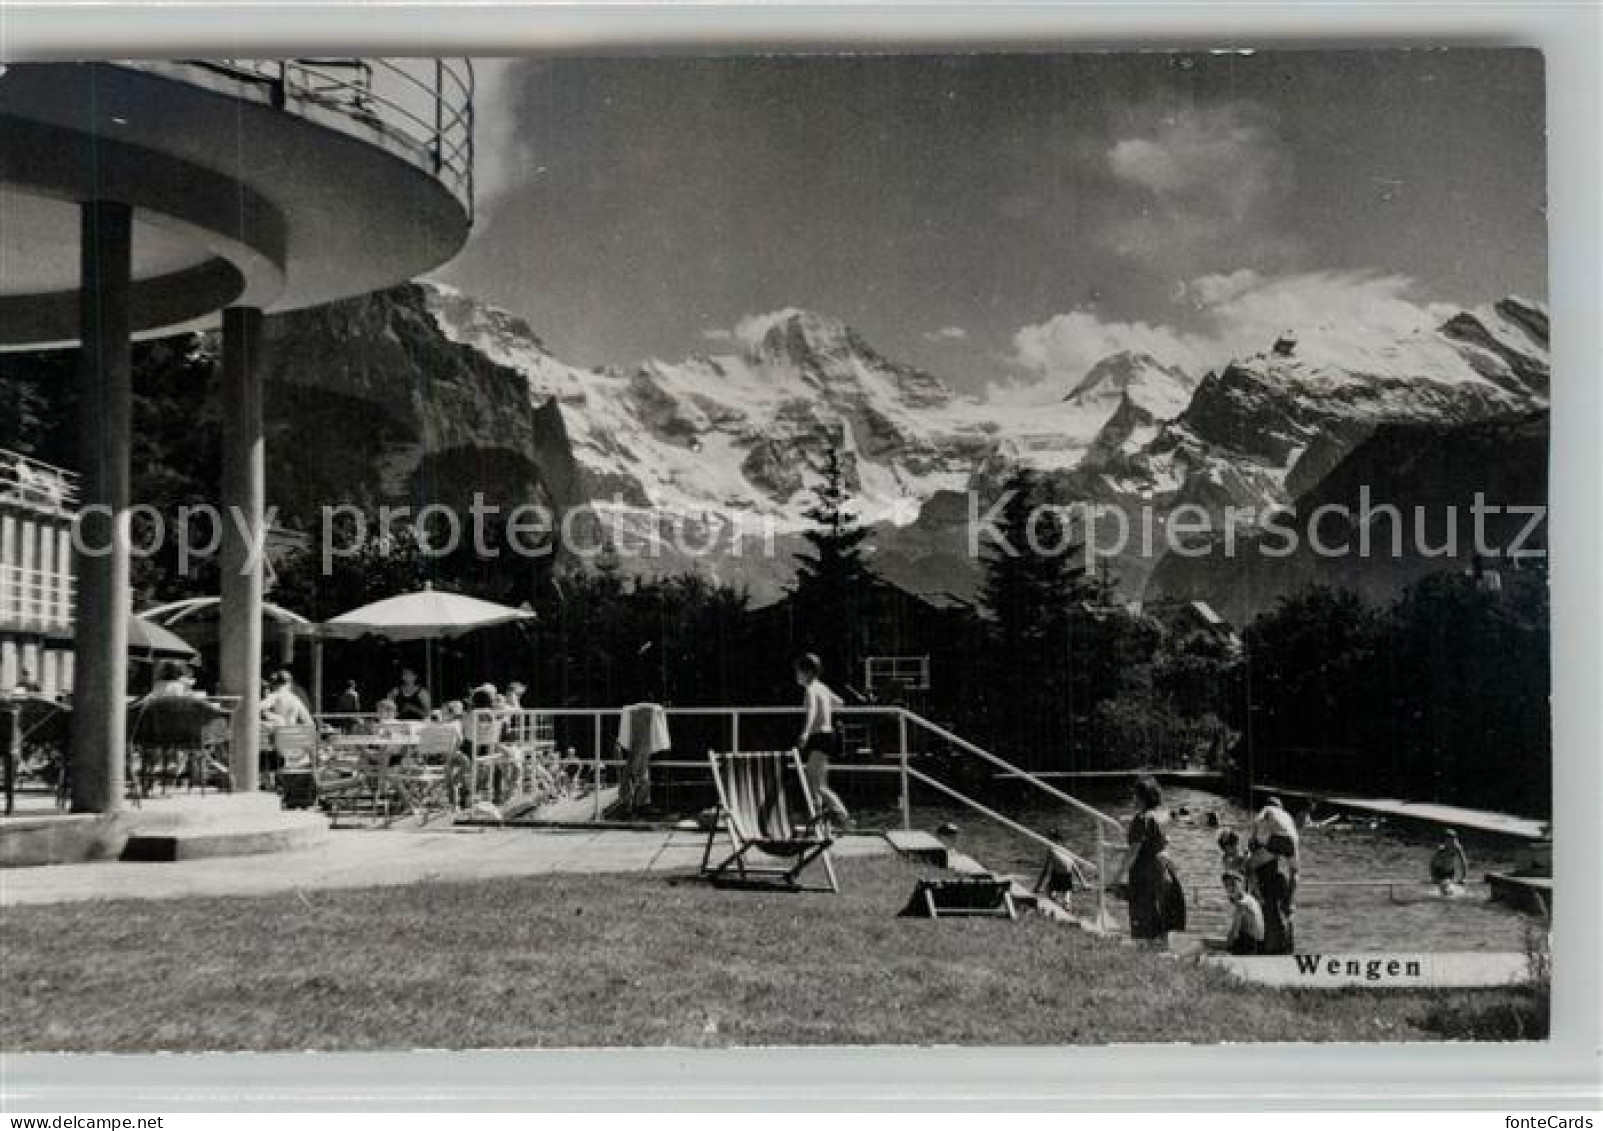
[127,614,199,662]
[317,585,536,704]
[139,595,311,669]
[139,596,311,631]
[318,585,535,642]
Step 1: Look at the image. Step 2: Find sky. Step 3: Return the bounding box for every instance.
[436,49,1547,396]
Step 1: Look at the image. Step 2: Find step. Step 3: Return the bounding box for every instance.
[121,809,329,862]
[3,791,314,867]
[883,829,949,866]
[1486,871,1552,915]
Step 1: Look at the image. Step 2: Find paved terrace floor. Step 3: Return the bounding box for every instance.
[0,828,894,906]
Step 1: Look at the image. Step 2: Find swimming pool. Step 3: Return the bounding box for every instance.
[854,785,1541,953]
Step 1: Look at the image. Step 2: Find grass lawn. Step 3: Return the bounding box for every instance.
[1,855,1545,1051]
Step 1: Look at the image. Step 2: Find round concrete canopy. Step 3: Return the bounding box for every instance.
[0,61,472,349]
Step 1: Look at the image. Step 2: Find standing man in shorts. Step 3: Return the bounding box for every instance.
[795,653,852,832]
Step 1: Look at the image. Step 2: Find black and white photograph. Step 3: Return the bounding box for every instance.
[0,47,1560,1054]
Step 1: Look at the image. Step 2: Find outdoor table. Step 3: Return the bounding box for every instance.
[324,732,422,748]
[320,732,423,820]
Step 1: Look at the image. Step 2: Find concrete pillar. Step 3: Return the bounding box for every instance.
[69,199,133,813]
[220,307,266,792]
[310,637,324,718]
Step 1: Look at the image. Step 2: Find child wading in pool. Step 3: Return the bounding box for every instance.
[794,653,852,833]
[1221,870,1266,955]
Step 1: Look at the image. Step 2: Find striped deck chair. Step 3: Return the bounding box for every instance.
[700,749,839,892]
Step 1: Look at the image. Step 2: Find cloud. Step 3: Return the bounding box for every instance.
[1011,310,1211,383]
[1177,268,1264,309]
[1192,269,1459,371]
[1197,270,1438,344]
[1007,270,1460,388]
[1101,102,1295,270]
[922,326,969,342]
[701,328,734,343]
[470,59,534,207]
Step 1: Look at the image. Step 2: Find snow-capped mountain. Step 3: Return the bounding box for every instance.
[420,281,1548,604]
[422,284,1174,532]
[250,281,1548,608]
[1010,296,1550,606]
[1088,296,1550,515]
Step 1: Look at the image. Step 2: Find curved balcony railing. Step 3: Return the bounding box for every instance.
[177,59,475,221]
[1,449,79,515]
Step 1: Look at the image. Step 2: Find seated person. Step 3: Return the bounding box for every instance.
[389,668,431,721]
[1221,870,1265,955]
[353,697,400,735]
[260,670,313,727]
[146,660,196,700]
[1429,829,1470,894]
[451,685,514,804]
[435,700,467,743]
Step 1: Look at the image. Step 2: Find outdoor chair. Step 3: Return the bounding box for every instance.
[272,725,320,809]
[271,724,318,771]
[128,697,232,796]
[700,749,839,892]
[314,751,370,826]
[468,713,516,803]
[393,723,459,824]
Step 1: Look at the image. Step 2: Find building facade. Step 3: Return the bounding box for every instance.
[0,448,77,696]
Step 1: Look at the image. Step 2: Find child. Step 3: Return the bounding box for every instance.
[794,653,851,832]
[366,697,401,737]
[1034,830,1091,911]
[1217,827,1249,879]
[1222,870,1265,955]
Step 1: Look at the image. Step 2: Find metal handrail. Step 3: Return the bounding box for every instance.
[896,708,1125,833]
[442,702,1122,921]
[906,766,1099,872]
[176,58,475,221]
[894,706,1118,925]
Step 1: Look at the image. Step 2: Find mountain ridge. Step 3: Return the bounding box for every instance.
[285,281,1550,610]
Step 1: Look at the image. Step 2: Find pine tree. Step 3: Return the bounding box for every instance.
[977,467,1097,766]
[791,445,875,683]
[979,468,1084,641]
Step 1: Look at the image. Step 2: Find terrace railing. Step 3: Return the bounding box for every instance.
[454,704,1124,923]
[172,59,475,220]
[0,449,79,515]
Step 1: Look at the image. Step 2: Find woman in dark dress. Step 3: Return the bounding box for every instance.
[389,668,431,721]
[1112,776,1187,942]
